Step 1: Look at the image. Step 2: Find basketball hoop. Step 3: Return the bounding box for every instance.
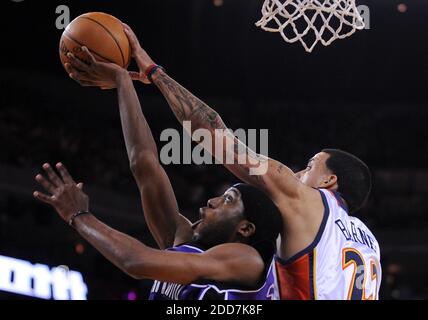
[256,0,365,53]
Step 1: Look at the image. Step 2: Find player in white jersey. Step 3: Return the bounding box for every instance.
[73,25,381,299]
[274,187,381,299]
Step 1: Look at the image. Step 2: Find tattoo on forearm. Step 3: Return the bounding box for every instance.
[155,72,267,187]
[191,106,222,129]
[155,73,224,129]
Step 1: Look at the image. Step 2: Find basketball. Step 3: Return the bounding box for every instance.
[59,12,131,73]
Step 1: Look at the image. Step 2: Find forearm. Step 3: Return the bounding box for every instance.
[116,72,159,171]
[72,214,210,284]
[152,69,240,164]
[116,72,185,249]
[73,213,151,278]
[152,71,301,200]
[152,69,269,188]
[152,70,226,133]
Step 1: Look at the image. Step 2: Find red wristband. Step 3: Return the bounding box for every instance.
[144,64,164,83]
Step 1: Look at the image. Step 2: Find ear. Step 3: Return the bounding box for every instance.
[237,220,256,239]
[323,174,338,189]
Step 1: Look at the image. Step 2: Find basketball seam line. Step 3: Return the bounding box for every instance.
[63,32,116,64]
[80,16,126,67]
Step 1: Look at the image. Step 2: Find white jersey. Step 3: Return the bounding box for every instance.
[274,189,382,300]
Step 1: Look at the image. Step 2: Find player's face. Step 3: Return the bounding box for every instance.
[193,188,245,248]
[295,152,333,188]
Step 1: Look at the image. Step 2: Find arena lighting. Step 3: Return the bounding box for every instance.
[397,4,407,13]
[127,290,137,301]
[213,0,223,7]
[75,243,85,255]
[0,254,88,300]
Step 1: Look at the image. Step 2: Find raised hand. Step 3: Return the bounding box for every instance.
[34,163,89,224]
[65,46,128,90]
[122,23,156,84]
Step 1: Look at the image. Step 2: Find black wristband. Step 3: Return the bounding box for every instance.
[68,211,90,227]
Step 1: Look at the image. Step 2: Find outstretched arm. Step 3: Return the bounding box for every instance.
[115,70,193,249]
[74,215,263,285]
[123,25,304,206]
[65,49,193,249]
[136,72,302,206]
[33,164,263,285]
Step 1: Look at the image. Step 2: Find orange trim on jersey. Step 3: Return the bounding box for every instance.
[342,248,361,300]
[275,250,316,300]
[342,247,377,300]
[313,248,317,300]
[274,190,329,300]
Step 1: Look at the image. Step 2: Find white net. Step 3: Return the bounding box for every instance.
[256,0,365,53]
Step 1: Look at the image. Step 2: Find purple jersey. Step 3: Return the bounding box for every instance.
[149,244,276,300]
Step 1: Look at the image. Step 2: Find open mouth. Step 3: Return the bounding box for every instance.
[199,207,207,220]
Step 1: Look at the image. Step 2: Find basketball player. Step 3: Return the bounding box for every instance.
[36,53,282,299]
[114,24,381,300]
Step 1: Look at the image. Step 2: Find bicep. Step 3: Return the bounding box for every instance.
[131,244,264,286]
[196,244,264,285]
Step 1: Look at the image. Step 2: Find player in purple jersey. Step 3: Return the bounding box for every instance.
[148,183,280,300]
[149,242,277,300]
[33,46,282,300]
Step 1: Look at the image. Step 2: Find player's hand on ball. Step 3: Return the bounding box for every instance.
[33,163,89,223]
[122,23,156,84]
[65,46,127,90]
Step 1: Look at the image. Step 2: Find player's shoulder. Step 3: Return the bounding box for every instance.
[206,243,265,266]
[205,242,261,258]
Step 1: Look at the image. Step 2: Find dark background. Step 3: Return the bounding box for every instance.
[0,0,427,300]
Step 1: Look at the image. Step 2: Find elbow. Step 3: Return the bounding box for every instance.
[122,260,146,280]
[129,152,160,180]
[127,272,144,280]
[125,271,141,280]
